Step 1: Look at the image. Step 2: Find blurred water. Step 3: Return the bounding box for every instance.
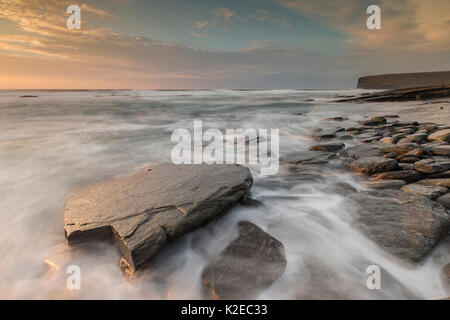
[0,89,448,299]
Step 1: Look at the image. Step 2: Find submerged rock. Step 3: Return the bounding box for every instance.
[362,180,405,190]
[309,142,345,152]
[349,157,398,175]
[281,151,337,165]
[201,221,287,299]
[64,163,253,273]
[348,190,450,262]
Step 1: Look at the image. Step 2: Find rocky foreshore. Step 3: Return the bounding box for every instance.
[60,114,450,299]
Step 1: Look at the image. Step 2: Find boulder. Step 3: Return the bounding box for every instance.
[64,163,253,273]
[436,193,450,209]
[348,190,450,262]
[371,170,422,183]
[349,157,398,175]
[428,129,450,142]
[414,158,450,174]
[401,183,447,200]
[379,143,418,155]
[309,142,345,153]
[281,151,337,165]
[201,221,287,299]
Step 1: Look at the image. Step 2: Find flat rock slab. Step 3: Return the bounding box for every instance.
[349,157,398,175]
[309,142,345,152]
[201,221,286,299]
[349,190,450,262]
[414,158,450,174]
[341,144,383,159]
[429,145,450,156]
[281,151,337,165]
[362,180,405,189]
[379,143,418,154]
[371,170,422,183]
[436,193,450,209]
[64,163,253,272]
[401,183,447,200]
[419,178,450,188]
[428,129,450,142]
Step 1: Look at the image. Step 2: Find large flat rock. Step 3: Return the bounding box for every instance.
[201,221,286,299]
[64,163,253,272]
[348,190,450,262]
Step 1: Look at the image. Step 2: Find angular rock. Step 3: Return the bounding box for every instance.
[419,178,450,188]
[428,129,450,142]
[400,183,447,200]
[396,155,421,163]
[281,151,337,165]
[348,190,450,262]
[64,163,253,273]
[436,193,450,209]
[309,142,345,153]
[362,180,405,189]
[414,158,450,174]
[349,157,398,175]
[201,221,287,299]
[371,170,422,183]
[341,144,383,159]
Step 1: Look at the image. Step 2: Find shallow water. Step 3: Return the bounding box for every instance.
[0,89,448,299]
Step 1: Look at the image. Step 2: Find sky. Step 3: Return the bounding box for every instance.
[0,0,449,89]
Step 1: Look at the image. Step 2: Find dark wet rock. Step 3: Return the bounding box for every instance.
[64,163,253,273]
[349,157,398,175]
[371,170,422,183]
[436,193,450,209]
[348,190,450,262]
[360,120,380,126]
[379,143,418,154]
[414,158,450,174]
[241,197,265,207]
[419,178,450,188]
[384,152,398,159]
[400,183,447,200]
[20,95,38,98]
[428,129,450,142]
[341,144,383,159]
[399,163,414,170]
[281,151,337,165]
[339,134,354,140]
[396,155,421,163]
[326,117,344,121]
[309,142,345,153]
[201,221,286,299]
[308,128,343,140]
[383,114,400,118]
[429,145,450,156]
[426,170,450,179]
[362,180,405,189]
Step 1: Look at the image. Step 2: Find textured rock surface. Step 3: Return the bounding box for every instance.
[436,193,450,209]
[371,170,421,183]
[414,158,450,174]
[64,163,253,272]
[341,144,383,159]
[401,183,447,200]
[348,190,450,262]
[349,157,398,175]
[309,142,345,152]
[419,178,450,188]
[429,145,450,156]
[362,180,405,189]
[428,129,450,142]
[201,221,286,299]
[281,151,337,165]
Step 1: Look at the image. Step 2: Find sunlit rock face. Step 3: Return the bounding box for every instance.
[64,163,253,273]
